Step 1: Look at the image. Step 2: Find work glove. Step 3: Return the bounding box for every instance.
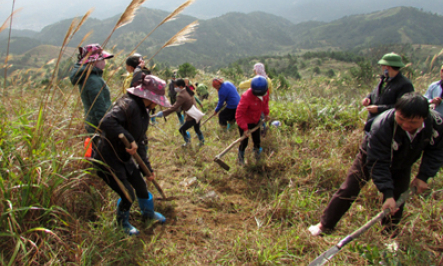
[152,111,164,117]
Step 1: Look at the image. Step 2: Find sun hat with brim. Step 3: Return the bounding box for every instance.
[79,44,114,64]
[127,75,171,107]
[377,53,405,68]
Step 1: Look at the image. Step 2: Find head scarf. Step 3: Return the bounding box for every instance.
[254,63,267,77]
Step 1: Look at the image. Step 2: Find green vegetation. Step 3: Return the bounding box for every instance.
[1,44,443,264]
[1,3,443,265]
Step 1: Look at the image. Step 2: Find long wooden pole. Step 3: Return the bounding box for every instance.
[119,134,167,199]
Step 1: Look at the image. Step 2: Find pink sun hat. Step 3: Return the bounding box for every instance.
[127,75,172,107]
[78,44,114,64]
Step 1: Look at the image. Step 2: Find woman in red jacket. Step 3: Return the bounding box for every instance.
[235,76,270,165]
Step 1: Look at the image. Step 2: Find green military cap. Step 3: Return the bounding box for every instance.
[378,52,405,68]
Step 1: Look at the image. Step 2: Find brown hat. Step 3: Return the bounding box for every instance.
[127,75,171,107]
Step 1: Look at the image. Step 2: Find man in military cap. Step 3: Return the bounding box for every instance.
[361,52,414,128]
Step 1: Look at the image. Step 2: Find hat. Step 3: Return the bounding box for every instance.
[212,77,224,88]
[378,53,405,68]
[127,75,171,107]
[254,62,267,77]
[79,44,114,64]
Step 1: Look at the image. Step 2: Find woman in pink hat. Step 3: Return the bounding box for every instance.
[70,44,114,134]
[93,75,171,235]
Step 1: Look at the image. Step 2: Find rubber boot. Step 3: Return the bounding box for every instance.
[197,133,205,146]
[150,116,157,125]
[227,122,231,130]
[237,149,245,166]
[138,193,166,224]
[178,114,185,125]
[116,198,139,235]
[254,147,263,161]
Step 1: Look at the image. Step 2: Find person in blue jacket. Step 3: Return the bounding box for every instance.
[424,64,443,115]
[212,78,240,130]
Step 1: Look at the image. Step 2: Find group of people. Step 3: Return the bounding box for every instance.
[69,44,272,235]
[309,52,443,238]
[70,45,443,238]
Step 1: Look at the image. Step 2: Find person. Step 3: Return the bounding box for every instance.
[69,44,113,134]
[238,62,273,136]
[167,73,185,125]
[423,64,443,115]
[184,78,195,91]
[195,82,209,101]
[122,54,157,124]
[361,52,414,130]
[235,76,270,165]
[152,79,205,147]
[309,93,443,237]
[93,74,171,235]
[212,78,241,130]
[185,77,204,108]
[238,62,273,94]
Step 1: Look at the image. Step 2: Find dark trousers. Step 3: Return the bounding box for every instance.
[238,123,260,152]
[320,148,411,230]
[179,119,203,142]
[96,164,150,212]
[219,108,237,126]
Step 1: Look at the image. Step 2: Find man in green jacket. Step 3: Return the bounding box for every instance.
[70,44,114,134]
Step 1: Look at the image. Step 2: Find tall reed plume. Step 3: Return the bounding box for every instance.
[146,20,199,64]
[128,0,196,56]
[102,0,147,49]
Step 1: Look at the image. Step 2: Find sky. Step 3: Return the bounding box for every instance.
[0,0,442,31]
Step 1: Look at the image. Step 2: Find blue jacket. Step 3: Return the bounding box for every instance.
[424,80,443,115]
[215,81,240,112]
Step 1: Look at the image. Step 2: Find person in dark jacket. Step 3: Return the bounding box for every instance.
[309,93,443,237]
[167,73,185,125]
[70,44,114,134]
[94,75,171,235]
[361,53,414,130]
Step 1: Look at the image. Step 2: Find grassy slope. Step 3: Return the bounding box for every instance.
[1,60,442,265]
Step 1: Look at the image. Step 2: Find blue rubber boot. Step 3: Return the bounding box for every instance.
[150,117,157,125]
[138,193,166,224]
[116,198,139,235]
[227,122,231,130]
[197,133,204,146]
[254,147,263,161]
[178,114,185,125]
[237,149,245,165]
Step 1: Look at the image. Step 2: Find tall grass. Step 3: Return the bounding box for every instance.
[1,5,443,266]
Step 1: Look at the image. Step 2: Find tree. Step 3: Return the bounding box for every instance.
[177,62,197,78]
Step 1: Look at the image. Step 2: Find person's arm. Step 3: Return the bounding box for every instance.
[235,96,249,131]
[366,115,396,199]
[131,66,144,87]
[215,90,227,112]
[86,79,110,125]
[423,83,435,101]
[263,91,270,117]
[162,94,185,117]
[238,78,252,90]
[415,117,443,187]
[100,103,135,145]
[377,82,414,114]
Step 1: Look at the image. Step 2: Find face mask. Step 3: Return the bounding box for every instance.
[174,87,181,93]
[383,69,389,78]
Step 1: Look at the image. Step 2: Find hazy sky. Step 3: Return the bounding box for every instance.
[1,0,442,31]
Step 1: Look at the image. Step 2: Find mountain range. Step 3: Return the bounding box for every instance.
[1,6,443,69]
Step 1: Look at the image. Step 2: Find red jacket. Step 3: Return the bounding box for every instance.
[235,88,270,131]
